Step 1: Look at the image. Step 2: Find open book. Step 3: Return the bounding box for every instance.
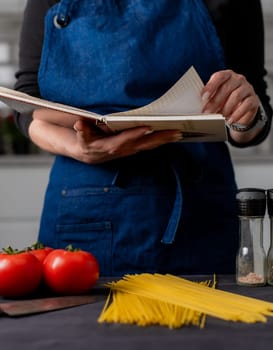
[0,67,227,142]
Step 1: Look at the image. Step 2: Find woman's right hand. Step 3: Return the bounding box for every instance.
[29,109,182,164]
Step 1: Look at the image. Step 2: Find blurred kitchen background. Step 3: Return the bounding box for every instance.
[0,0,273,250]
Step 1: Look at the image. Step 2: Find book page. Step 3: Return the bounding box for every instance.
[0,87,102,121]
[0,66,205,119]
[110,66,204,116]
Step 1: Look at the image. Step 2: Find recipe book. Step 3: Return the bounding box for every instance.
[0,66,227,142]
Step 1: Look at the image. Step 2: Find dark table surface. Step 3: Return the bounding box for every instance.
[1,275,273,350]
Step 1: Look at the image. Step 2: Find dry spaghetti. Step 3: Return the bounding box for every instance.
[98,273,273,329]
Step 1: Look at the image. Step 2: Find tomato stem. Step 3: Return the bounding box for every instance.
[30,241,46,250]
[2,246,21,254]
[65,244,81,252]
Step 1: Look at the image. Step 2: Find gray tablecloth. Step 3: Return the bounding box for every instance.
[1,275,273,350]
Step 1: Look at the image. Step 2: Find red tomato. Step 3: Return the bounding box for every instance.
[30,246,54,264]
[0,251,43,297]
[43,249,99,295]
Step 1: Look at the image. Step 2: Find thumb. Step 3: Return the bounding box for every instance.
[73,119,100,145]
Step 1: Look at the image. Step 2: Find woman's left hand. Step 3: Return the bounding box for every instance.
[201,69,261,142]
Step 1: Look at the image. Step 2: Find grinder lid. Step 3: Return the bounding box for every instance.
[236,188,266,217]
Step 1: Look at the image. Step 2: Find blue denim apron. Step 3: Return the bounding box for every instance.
[38,0,238,276]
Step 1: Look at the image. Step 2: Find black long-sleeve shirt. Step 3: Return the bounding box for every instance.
[14,0,272,147]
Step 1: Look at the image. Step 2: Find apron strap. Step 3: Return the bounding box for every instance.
[161,162,183,244]
[110,155,183,245]
[54,0,80,28]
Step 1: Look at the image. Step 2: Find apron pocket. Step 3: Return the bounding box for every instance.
[56,221,113,276]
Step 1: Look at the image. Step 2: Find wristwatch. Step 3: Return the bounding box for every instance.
[228,104,268,132]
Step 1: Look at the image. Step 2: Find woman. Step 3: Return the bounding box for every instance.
[14,0,272,276]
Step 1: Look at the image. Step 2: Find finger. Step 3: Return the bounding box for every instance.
[203,79,245,114]
[204,82,253,116]
[201,70,233,104]
[102,128,182,155]
[202,72,257,119]
[79,126,153,157]
[141,129,183,144]
[227,96,259,125]
[74,120,103,147]
[222,88,258,121]
[119,128,182,145]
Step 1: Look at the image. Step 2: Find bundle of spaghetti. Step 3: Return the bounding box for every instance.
[98,273,273,328]
[98,274,213,328]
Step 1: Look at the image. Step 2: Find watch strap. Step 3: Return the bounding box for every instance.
[228,104,268,133]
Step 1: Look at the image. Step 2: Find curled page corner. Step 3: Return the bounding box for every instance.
[110,66,204,117]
